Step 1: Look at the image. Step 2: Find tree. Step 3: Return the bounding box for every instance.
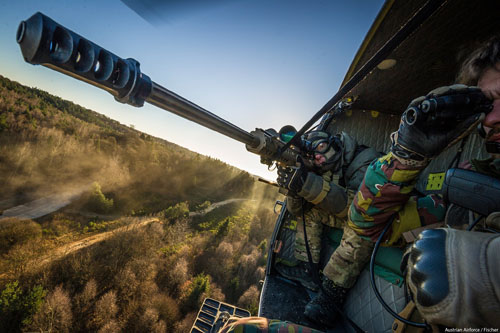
[0,281,46,331]
[91,291,118,331]
[182,273,211,312]
[237,285,260,315]
[86,182,114,213]
[162,201,189,223]
[29,285,72,333]
[215,218,230,242]
[0,218,42,254]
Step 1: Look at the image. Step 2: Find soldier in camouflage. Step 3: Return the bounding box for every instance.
[273,130,382,325]
[349,37,500,328]
[224,36,500,331]
[300,93,474,327]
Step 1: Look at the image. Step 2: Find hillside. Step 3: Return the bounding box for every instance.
[0,75,280,332]
[0,75,269,212]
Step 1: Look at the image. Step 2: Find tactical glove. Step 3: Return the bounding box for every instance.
[391,85,487,167]
[276,159,308,195]
[406,228,500,328]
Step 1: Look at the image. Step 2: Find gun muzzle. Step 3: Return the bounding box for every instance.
[17,12,260,148]
[17,12,152,107]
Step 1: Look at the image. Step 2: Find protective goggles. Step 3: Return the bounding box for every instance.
[303,136,337,154]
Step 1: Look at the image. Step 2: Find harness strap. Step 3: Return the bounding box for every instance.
[391,300,439,333]
[310,179,331,205]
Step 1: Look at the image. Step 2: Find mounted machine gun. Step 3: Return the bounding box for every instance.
[16,12,308,171]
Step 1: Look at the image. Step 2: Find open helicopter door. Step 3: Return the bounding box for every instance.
[259,0,500,332]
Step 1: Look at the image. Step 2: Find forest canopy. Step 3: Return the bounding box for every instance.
[0,75,280,332]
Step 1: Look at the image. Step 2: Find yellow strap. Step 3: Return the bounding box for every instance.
[392,301,427,333]
[323,171,333,183]
[402,222,445,243]
[310,179,331,205]
[385,197,421,246]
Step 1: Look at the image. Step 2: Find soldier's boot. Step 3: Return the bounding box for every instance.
[274,261,319,291]
[304,277,348,328]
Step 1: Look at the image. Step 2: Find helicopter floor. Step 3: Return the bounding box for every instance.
[258,274,347,332]
[259,267,407,333]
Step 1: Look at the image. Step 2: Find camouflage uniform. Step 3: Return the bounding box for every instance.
[337,152,447,288]
[285,133,381,274]
[350,153,500,328]
[288,141,445,289]
[288,176,348,264]
[220,317,324,333]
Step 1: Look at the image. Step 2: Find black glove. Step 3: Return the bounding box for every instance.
[406,228,500,328]
[276,159,308,195]
[391,84,488,167]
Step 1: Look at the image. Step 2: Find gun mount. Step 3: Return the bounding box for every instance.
[16,12,301,168]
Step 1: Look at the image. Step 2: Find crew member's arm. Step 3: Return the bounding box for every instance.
[407,228,500,328]
[348,153,428,242]
[297,172,347,215]
[282,171,347,216]
[349,85,484,243]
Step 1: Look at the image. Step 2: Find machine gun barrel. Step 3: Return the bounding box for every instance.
[16,12,260,148]
[146,83,258,146]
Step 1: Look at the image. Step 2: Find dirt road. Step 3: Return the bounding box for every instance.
[40,198,249,265]
[38,217,161,267]
[1,198,251,278]
[0,216,160,280]
[45,198,248,262]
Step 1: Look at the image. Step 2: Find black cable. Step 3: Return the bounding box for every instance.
[369,215,430,329]
[277,0,447,159]
[467,215,483,231]
[300,200,364,333]
[484,227,500,234]
[301,199,322,287]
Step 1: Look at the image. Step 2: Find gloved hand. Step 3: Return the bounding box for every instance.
[406,228,500,328]
[391,84,487,167]
[276,158,308,196]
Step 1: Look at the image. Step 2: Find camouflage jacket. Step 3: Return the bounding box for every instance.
[220,317,324,333]
[287,132,381,219]
[348,153,446,244]
[349,154,500,243]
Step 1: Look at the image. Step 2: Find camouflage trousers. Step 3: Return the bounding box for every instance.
[294,208,344,263]
[294,208,374,289]
[323,226,374,288]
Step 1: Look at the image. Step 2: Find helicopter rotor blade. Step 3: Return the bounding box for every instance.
[121,0,234,26]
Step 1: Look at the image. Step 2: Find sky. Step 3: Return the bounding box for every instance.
[0,0,385,179]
